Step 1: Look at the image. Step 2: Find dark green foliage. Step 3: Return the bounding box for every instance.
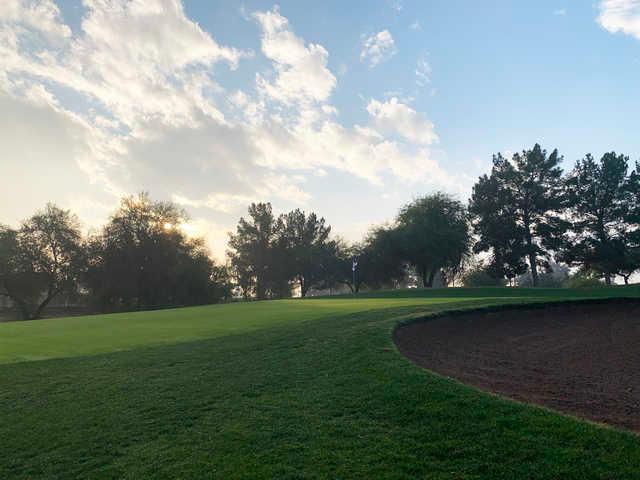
[228,202,279,300]
[277,209,331,297]
[358,227,407,290]
[562,272,604,289]
[210,264,234,302]
[314,229,406,294]
[313,237,356,293]
[470,144,565,286]
[469,173,528,284]
[516,263,569,288]
[0,205,84,319]
[462,265,507,287]
[229,205,335,298]
[561,153,639,285]
[395,193,470,287]
[85,194,225,309]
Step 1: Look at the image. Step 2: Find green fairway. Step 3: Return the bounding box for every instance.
[2,294,488,364]
[2,287,640,479]
[1,286,636,364]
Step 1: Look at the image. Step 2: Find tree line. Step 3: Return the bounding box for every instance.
[1,144,639,319]
[0,195,232,320]
[470,145,639,286]
[227,192,471,299]
[229,144,639,297]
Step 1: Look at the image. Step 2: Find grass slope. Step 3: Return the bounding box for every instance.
[1,287,640,479]
[1,287,636,364]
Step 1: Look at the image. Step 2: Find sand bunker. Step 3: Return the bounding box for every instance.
[394,299,640,432]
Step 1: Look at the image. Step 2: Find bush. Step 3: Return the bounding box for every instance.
[562,273,604,288]
[462,267,506,287]
[517,263,569,288]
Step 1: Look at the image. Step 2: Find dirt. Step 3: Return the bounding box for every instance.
[394,299,640,432]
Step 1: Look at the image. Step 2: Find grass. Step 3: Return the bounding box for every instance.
[1,286,640,479]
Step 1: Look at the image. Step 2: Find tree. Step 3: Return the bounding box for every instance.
[470,144,565,286]
[619,248,640,285]
[561,152,639,285]
[313,237,352,294]
[314,228,406,294]
[358,227,406,291]
[86,193,220,309]
[395,193,470,287]
[0,205,85,319]
[172,238,224,306]
[469,173,528,285]
[622,161,640,284]
[277,209,331,297]
[228,203,279,300]
[268,225,295,298]
[516,261,569,287]
[210,264,234,302]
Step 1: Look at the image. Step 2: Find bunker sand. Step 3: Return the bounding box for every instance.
[395,300,640,432]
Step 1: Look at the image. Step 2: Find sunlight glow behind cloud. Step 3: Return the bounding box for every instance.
[0,0,452,259]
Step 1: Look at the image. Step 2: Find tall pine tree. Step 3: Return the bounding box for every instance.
[561,153,639,285]
[469,144,564,286]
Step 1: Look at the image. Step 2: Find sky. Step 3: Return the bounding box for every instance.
[1,0,640,260]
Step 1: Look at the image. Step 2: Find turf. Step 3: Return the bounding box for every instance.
[1,287,636,364]
[1,286,640,479]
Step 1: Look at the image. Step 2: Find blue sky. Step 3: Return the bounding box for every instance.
[1,0,640,259]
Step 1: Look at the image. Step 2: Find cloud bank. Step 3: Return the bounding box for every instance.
[0,1,449,258]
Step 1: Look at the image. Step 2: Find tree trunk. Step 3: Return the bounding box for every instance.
[256,276,265,300]
[15,298,32,320]
[427,270,435,288]
[604,272,612,286]
[523,215,538,286]
[300,276,307,297]
[421,267,435,288]
[528,252,538,286]
[32,289,60,320]
[420,266,428,288]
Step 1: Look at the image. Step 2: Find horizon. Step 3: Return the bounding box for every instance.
[2,0,640,260]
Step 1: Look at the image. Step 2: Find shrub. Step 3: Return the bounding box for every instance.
[462,266,506,287]
[562,273,604,288]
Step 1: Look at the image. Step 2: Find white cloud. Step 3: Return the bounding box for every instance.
[367,97,438,146]
[598,0,640,39]
[253,6,336,105]
[553,8,567,16]
[173,174,311,212]
[410,20,421,31]
[360,30,397,68]
[1,0,249,132]
[0,0,70,41]
[416,56,432,87]
[1,1,455,257]
[173,193,257,213]
[0,90,114,226]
